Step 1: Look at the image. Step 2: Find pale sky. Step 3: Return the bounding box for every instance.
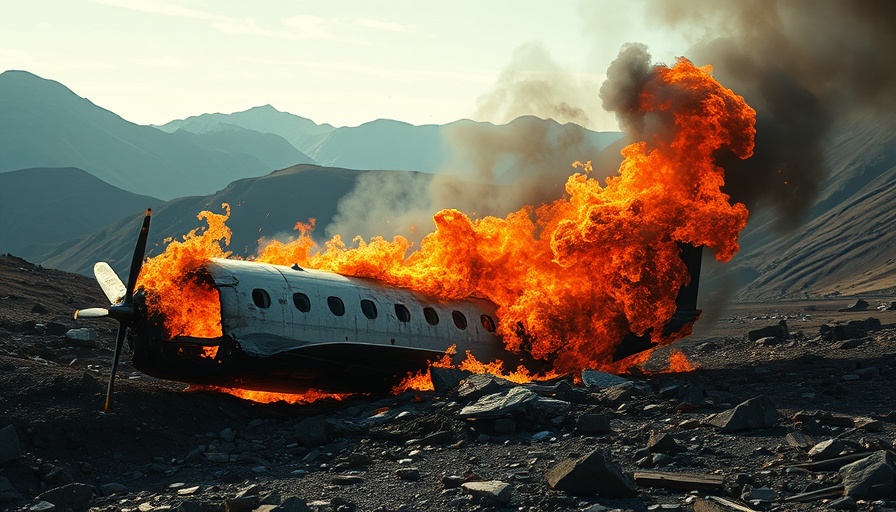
[0,0,690,129]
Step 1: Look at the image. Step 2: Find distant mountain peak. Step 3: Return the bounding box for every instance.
[0,69,78,96]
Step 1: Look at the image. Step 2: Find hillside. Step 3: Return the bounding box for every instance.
[35,164,419,277]
[724,112,896,300]
[0,71,313,200]
[0,167,162,258]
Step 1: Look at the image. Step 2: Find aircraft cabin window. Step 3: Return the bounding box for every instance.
[360,299,378,320]
[394,304,411,323]
[480,314,497,333]
[452,310,467,330]
[252,289,271,309]
[293,292,311,313]
[423,307,439,326]
[327,296,346,316]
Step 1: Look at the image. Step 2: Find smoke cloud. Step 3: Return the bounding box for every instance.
[326,42,616,244]
[637,0,896,228]
[329,2,896,244]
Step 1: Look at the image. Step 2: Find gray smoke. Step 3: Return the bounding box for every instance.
[326,42,615,244]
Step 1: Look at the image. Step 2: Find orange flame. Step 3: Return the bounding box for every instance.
[391,369,434,394]
[138,57,754,397]
[391,346,564,394]
[667,350,698,372]
[190,385,350,404]
[137,206,232,338]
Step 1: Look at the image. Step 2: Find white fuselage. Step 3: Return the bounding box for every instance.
[205,258,504,363]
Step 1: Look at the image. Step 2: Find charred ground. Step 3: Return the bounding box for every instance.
[2,254,896,512]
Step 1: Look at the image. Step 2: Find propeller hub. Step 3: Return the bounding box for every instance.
[107,303,135,323]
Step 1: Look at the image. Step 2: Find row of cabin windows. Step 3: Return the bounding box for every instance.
[251,288,496,333]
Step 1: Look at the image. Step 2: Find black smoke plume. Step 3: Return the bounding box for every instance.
[637,0,896,229]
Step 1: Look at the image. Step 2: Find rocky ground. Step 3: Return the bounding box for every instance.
[3,254,896,512]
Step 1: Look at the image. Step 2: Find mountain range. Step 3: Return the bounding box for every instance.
[0,70,314,200]
[157,105,621,175]
[2,69,895,304]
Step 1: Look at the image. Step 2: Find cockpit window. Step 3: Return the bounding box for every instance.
[293,292,311,313]
[394,304,411,323]
[327,296,345,316]
[252,289,271,309]
[423,307,439,325]
[452,310,467,330]
[361,299,378,320]
[480,314,497,333]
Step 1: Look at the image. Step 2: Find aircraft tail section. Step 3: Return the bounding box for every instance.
[611,243,703,361]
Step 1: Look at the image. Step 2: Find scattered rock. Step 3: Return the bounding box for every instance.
[742,485,776,503]
[330,475,365,485]
[0,476,22,504]
[748,320,788,341]
[461,480,512,505]
[839,299,869,312]
[272,497,312,512]
[31,501,57,512]
[205,452,229,463]
[397,467,421,481]
[598,381,652,403]
[839,450,896,500]
[64,328,98,347]
[820,318,882,341]
[575,413,612,435]
[220,427,236,442]
[835,338,868,349]
[580,370,630,388]
[785,431,813,449]
[442,475,464,488]
[693,496,760,511]
[226,495,260,512]
[755,336,781,347]
[647,431,686,454]
[456,374,509,402]
[459,386,538,419]
[429,367,471,394]
[0,425,21,463]
[827,496,858,510]
[808,439,850,461]
[706,396,779,433]
[35,483,94,512]
[295,415,328,447]
[545,448,637,497]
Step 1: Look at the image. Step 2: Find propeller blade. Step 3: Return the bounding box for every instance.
[74,308,109,319]
[124,209,152,301]
[94,262,127,305]
[103,324,128,412]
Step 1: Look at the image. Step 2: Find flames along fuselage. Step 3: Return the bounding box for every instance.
[129,258,523,393]
[128,243,703,394]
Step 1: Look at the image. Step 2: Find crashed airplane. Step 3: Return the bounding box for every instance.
[75,209,703,410]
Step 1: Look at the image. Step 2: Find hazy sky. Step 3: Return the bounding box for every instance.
[0,0,690,129]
